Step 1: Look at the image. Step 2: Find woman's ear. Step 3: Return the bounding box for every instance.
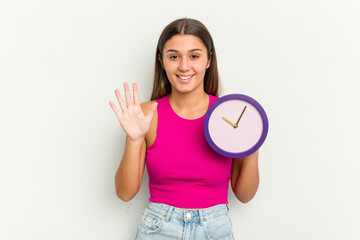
[206,51,212,69]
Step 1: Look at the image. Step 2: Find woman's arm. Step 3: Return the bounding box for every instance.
[231,150,259,203]
[109,83,157,202]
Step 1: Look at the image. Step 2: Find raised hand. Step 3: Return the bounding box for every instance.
[109,82,157,142]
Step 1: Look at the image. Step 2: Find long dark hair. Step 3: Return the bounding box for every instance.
[151,18,221,100]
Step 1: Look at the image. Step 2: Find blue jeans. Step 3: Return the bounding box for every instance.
[135,202,234,240]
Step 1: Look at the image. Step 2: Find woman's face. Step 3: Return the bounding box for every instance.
[161,34,211,95]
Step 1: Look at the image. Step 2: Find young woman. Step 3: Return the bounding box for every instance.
[109,18,259,240]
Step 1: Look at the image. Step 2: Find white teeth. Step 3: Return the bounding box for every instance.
[178,75,193,80]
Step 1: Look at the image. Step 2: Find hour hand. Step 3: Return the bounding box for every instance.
[222,116,237,128]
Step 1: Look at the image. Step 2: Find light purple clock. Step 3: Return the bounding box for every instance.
[204,94,269,158]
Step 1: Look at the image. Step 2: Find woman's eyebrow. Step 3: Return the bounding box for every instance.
[166,48,203,53]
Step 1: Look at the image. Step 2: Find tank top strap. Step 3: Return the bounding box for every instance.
[154,95,171,142]
[156,95,176,120]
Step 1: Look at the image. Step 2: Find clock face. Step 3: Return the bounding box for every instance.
[204,94,268,158]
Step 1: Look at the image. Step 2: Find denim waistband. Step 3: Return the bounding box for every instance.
[146,201,229,226]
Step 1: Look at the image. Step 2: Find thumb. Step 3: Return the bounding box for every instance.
[146,102,158,120]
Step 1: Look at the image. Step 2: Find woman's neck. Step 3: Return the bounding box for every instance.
[168,90,209,119]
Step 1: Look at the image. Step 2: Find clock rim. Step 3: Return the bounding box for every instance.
[204,94,269,158]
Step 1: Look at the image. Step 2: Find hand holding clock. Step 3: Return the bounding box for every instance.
[109,82,157,142]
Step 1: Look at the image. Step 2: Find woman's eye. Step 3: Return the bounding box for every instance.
[191,55,200,59]
[169,55,178,59]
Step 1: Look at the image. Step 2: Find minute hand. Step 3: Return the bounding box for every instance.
[235,106,247,126]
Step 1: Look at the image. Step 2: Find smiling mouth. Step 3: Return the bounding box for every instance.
[177,74,194,81]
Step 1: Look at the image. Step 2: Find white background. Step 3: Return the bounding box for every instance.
[1,0,360,239]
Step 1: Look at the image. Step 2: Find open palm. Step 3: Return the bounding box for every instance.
[109,83,157,141]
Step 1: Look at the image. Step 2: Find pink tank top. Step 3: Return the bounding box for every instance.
[145,94,233,208]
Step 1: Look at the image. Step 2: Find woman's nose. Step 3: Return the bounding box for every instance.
[179,58,190,71]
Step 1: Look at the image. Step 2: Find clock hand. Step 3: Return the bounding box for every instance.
[222,116,237,128]
[235,106,247,127]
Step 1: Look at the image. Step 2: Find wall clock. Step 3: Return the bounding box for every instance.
[204,94,269,158]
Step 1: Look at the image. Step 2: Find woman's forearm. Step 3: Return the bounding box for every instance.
[232,150,260,203]
[115,136,145,202]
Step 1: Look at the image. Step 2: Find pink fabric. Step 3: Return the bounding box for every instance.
[145,94,233,208]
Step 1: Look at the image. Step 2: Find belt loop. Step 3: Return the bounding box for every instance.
[199,209,205,226]
[226,204,229,211]
[165,206,174,222]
